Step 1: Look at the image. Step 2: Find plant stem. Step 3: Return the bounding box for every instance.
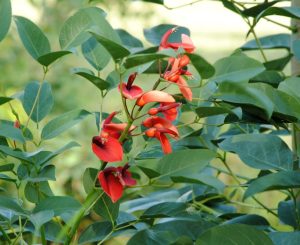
[0,224,11,244]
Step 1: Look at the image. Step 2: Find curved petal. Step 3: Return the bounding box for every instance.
[177,77,193,101]
[159,28,175,50]
[136,91,175,106]
[103,112,118,126]
[143,116,179,137]
[92,136,123,162]
[156,133,172,154]
[99,172,123,203]
[122,170,136,186]
[119,83,144,100]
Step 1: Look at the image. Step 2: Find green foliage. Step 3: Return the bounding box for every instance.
[0,0,11,42]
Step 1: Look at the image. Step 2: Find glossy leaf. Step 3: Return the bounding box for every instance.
[34,196,81,222]
[241,34,291,50]
[89,31,130,61]
[94,194,120,223]
[37,51,72,67]
[187,53,215,79]
[14,16,50,60]
[278,200,300,228]
[78,221,113,244]
[211,54,265,83]
[219,134,293,170]
[269,232,300,245]
[244,171,300,199]
[144,24,190,46]
[155,149,216,180]
[22,81,54,123]
[0,0,11,42]
[41,109,91,140]
[0,96,12,106]
[141,202,187,218]
[59,7,119,50]
[72,67,110,90]
[196,224,273,245]
[81,37,110,71]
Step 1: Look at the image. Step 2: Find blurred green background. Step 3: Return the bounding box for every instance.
[0,0,293,235]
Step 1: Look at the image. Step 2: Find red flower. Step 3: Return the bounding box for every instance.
[143,116,179,154]
[118,73,143,100]
[98,163,136,203]
[14,120,20,128]
[159,28,195,53]
[136,90,175,107]
[163,57,193,101]
[92,132,123,162]
[148,102,181,121]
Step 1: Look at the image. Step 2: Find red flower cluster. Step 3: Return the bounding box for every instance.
[91,28,195,203]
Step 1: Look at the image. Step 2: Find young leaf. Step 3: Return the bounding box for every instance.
[196,224,273,245]
[81,37,111,71]
[41,109,91,140]
[22,81,54,123]
[219,134,293,170]
[0,0,11,42]
[37,51,72,67]
[89,31,130,61]
[14,16,51,61]
[244,171,300,199]
[72,67,110,91]
[59,7,119,50]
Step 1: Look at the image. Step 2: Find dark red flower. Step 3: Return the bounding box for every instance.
[98,163,136,203]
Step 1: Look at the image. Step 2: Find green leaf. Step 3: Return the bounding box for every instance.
[78,221,113,244]
[270,231,300,245]
[264,54,293,71]
[279,77,300,103]
[0,123,25,143]
[242,1,280,17]
[37,51,72,67]
[196,224,273,245]
[34,196,81,222]
[0,173,16,182]
[128,229,174,245]
[250,70,283,87]
[59,7,119,50]
[0,163,14,172]
[14,16,50,60]
[0,145,38,163]
[137,0,164,5]
[41,109,91,140]
[83,168,98,193]
[72,67,110,91]
[0,196,27,218]
[223,214,270,227]
[278,200,300,228]
[124,53,169,69]
[0,0,11,42]
[244,171,300,199]
[89,31,130,61]
[257,7,300,21]
[155,149,216,180]
[219,134,293,170]
[242,34,291,50]
[26,165,56,182]
[211,54,265,83]
[23,81,54,123]
[94,194,119,223]
[195,106,241,119]
[30,210,54,229]
[81,37,111,71]
[116,28,143,49]
[141,202,187,218]
[292,39,300,62]
[214,82,274,118]
[24,181,53,203]
[144,24,190,46]
[0,96,13,106]
[187,53,215,79]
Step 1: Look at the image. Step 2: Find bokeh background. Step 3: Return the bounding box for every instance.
[0,0,293,235]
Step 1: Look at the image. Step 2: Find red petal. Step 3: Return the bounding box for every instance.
[92,136,123,162]
[99,172,123,203]
[157,133,172,154]
[143,116,179,137]
[159,28,175,50]
[136,91,175,106]
[177,77,193,101]
[122,170,136,186]
[119,83,144,100]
